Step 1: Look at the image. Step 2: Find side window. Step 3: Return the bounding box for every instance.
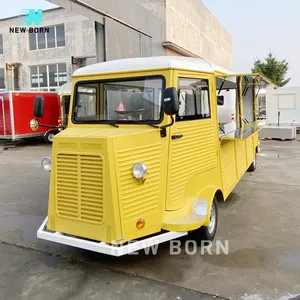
[76,86,97,120]
[217,95,224,106]
[178,90,196,117]
[177,78,211,121]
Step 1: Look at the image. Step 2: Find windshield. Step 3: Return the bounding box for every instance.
[73,76,164,124]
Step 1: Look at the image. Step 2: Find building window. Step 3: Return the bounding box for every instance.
[47,27,55,48]
[177,78,211,121]
[0,34,3,54]
[30,63,67,91]
[29,24,65,51]
[0,68,5,89]
[56,25,65,47]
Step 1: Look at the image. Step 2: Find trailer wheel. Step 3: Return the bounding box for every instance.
[192,197,218,244]
[44,130,57,144]
[247,155,256,172]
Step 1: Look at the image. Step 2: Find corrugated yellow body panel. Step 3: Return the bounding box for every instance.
[113,128,168,242]
[117,144,161,221]
[235,140,247,178]
[220,141,237,199]
[220,132,259,200]
[253,132,259,149]
[166,119,217,210]
[246,136,254,165]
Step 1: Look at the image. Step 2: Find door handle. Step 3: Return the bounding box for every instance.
[171,134,183,140]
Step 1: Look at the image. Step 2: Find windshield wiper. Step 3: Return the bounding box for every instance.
[133,120,160,128]
[146,124,160,128]
[108,123,119,128]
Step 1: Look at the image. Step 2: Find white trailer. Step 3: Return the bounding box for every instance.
[217,89,237,134]
[217,89,236,124]
[266,86,300,128]
[257,86,299,140]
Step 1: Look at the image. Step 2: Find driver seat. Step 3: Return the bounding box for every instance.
[129,93,144,111]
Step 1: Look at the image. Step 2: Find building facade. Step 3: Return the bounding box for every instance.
[48,0,232,67]
[0,0,232,92]
[139,0,232,67]
[0,8,97,91]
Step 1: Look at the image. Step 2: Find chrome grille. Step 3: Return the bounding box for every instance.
[56,153,104,224]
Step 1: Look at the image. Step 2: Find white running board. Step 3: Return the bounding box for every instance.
[37,217,188,257]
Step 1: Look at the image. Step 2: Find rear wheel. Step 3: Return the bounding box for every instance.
[192,197,218,244]
[247,154,257,172]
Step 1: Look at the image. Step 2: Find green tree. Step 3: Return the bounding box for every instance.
[251,53,291,87]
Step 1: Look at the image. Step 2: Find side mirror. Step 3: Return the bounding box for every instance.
[217,95,224,106]
[162,87,179,116]
[34,96,45,118]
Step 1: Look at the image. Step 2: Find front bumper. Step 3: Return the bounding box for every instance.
[37,217,187,257]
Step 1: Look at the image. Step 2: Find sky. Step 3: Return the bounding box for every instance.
[1,0,300,86]
[202,0,300,86]
[0,0,57,19]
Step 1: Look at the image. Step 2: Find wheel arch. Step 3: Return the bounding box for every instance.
[44,129,58,143]
[215,189,224,202]
[195,186,223,227]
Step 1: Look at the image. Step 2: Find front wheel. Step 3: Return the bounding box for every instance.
[191,197,218,244]
[44,130,57,144]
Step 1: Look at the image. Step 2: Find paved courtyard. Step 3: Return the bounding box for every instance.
[0,138,300,300]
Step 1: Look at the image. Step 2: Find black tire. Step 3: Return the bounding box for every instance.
[191,197,218,244]
[247,154,257,172]
[44,130,57,144]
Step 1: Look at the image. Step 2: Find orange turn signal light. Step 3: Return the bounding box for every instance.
[136,218,145,229]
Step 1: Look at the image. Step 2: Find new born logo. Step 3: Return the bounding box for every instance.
[9,9,49,33]
[20,9,43,26]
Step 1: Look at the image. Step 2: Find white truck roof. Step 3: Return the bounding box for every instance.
[73,56,234,77]
[58,82,72,95]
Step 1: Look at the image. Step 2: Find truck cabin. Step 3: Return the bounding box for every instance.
[58,82,72,128]
[35,56,272,256]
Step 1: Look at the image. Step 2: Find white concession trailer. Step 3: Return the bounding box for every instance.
[258,86,300,140]
[266,86,300,128]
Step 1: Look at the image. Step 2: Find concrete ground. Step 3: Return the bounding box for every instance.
[0,242,218,300]
[0,138,300,300]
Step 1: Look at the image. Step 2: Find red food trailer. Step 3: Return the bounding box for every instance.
[0,91,60,142]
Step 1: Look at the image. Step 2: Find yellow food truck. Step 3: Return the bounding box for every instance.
[30,56,271,256]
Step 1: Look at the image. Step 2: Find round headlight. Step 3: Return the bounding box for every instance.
[29,119,39,131]
[132,163,148,179]
[41,157,51,172]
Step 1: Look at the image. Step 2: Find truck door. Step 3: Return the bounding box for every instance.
[166,74,219,211]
